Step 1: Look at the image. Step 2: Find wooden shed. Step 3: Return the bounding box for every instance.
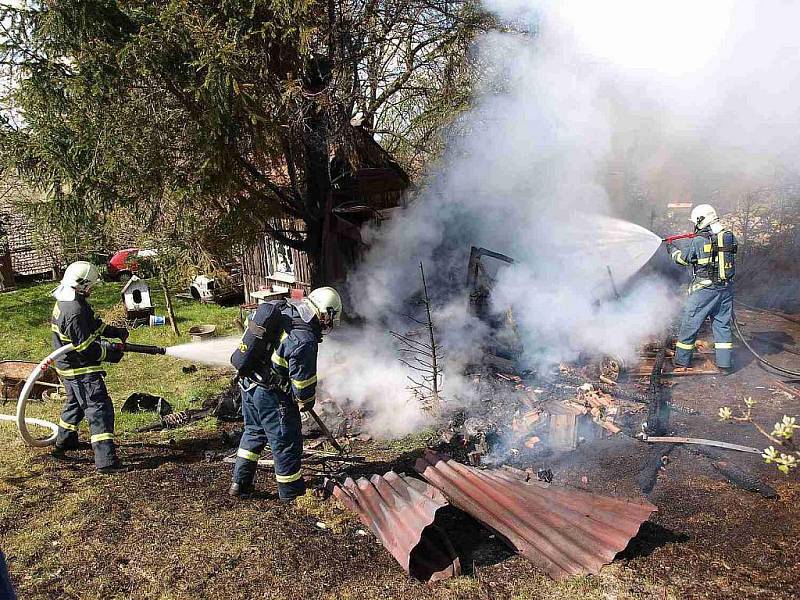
[0,180,60,281]
[240,124,410,301]
[0,232,13,290]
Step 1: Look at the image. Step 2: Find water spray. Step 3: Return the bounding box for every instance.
[0,342,167,447]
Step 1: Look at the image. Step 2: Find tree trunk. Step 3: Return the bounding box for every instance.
[302,101,330,289]
[160,273,180,336]
[305,228,325,289]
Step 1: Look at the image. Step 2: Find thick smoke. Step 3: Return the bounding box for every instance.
[333,0,800,435]
[314,301,488,437]
[349,5,683,351]
[316,329,434,437]
[513,0,800,202]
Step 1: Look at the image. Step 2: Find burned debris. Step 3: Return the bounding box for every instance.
[442,352,648,468]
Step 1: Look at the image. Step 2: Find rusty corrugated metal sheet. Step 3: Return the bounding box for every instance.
[329,471,461,582]
[415,452,657,580]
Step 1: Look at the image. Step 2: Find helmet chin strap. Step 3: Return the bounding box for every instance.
[695,220,722,233]
[304,296,322,317]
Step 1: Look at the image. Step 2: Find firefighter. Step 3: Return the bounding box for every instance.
[50,261,130,473]
[668,204,737,373]
[230,287,343,502]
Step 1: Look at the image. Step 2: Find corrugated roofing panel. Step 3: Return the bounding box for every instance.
[415,452,656,580]
[330,471,461,582]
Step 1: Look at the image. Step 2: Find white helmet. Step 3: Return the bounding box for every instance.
[305,286,343,332]
[689,204,719,230]
[53,261,100,301]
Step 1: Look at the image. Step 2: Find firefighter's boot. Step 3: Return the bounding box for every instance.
[277,478,306,502]
[229,481,256,498]
[51,445,71,460]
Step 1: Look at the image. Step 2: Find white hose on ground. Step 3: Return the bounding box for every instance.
[0,344,74,447]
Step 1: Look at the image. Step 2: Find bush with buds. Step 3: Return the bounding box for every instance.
[719,397,798,474]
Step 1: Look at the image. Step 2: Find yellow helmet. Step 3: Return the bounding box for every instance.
[306,286,343,329]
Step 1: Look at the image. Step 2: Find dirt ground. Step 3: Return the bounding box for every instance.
[1,308,799,600]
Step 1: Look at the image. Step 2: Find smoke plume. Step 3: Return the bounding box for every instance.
[328,0,800,436]
[316,329,435,437]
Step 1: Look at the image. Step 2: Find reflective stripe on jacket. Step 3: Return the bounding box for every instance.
[51,297,111,378]
[670,229,737,292]
[269,304,321,404]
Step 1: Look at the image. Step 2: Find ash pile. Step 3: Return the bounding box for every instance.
[441,357,651,470]
[439,246,652,470]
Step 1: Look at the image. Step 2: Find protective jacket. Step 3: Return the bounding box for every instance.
[670,228,737,293]
[51,296,124,379]
[241,302,321,407]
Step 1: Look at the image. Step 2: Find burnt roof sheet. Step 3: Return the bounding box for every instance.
[329,471,461,582]
[415,452,657,580]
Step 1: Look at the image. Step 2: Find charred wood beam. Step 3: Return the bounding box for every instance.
[637,443,675,496]
[638,332,673,495]
[688,445,778,499]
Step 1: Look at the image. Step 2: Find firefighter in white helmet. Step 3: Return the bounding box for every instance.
[50,261,131,473]
[667,205,737,373]
[230,286,343,501]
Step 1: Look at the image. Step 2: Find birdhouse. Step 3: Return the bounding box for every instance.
[121,276,154,320]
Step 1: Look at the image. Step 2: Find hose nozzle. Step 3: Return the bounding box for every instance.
[662,232,696,244]
[121,343,167,355]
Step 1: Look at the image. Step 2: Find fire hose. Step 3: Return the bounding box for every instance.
[732,313,800,378]
[0,343,166,447]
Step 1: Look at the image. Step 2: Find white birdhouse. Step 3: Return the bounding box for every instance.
[121,276,154,319]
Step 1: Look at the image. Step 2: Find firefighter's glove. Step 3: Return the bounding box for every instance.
[105,325,129,342]
[298,398,315,413]
[100,340,124,364]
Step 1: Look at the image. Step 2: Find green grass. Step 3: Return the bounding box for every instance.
[373,427,438,454]
[294,490,359,534]
[0,279,239,441]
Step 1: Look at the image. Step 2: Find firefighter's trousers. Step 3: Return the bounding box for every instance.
[55,373,117,469]
[232,380,305,500]
[675,282,734,369]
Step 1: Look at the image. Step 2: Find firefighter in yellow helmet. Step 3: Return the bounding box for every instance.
[230,287,343,501]
[50,261,131,473]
